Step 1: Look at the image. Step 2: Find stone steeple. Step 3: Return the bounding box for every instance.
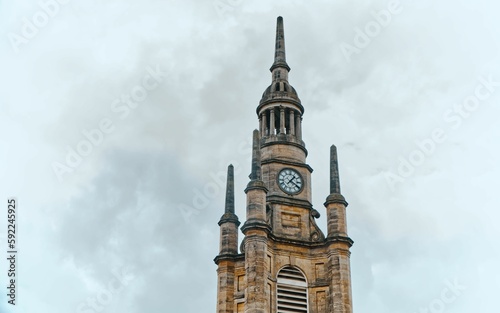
[258,17,304,145]
[215,17,354,313]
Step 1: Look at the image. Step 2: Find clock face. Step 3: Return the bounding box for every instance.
[278,168,303,194]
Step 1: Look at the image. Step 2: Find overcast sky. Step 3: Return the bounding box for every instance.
[1,0,500,312]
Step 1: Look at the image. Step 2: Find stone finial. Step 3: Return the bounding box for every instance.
[330,145,341,194]
[270,16,290,72]
[225,164,235,214]
[249,129,262,181]
[218,164,240,226]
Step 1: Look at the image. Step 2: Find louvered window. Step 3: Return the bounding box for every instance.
[277,266,308,313]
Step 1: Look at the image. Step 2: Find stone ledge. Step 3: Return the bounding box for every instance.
[244,180,268,193]
[266,195,313,209]
[261,139,308,156]
[325,235,354,247]
[324,193,348,207]
[261,158,313,172]
[213,253,245,265]
[240,219,272,235]
[218,213,241,226]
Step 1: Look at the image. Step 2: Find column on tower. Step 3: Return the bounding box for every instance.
[262,111,267,136]
[289,109,295,135]
[241,130,270,313]
[259,114,263,136]
[269,109,275,136]
[279,106,285,134]
[295,113,302,140]
[324,145,353,313]
[325,145,348,237]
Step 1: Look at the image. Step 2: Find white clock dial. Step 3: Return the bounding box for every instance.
[278,168,303,194]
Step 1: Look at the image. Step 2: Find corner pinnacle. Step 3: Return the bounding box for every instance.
[330,145,341,194]
[225,164,235,214]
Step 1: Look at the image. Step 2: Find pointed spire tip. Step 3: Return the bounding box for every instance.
[330,145,341,194]
[271,16,290,72]
[225,163,235,214]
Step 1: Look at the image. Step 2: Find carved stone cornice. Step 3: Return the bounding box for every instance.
[324,193,348,207]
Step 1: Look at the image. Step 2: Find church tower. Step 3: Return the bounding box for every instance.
[214,17,354,313]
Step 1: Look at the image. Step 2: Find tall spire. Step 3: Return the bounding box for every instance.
[325,144,348,207]
[270,16,290,72]
[249,129,262,180]
[218,164,240,226]
[225,164,235,214]
[330,145,341,194]
[215,164,240,263]
[259,16,304,140]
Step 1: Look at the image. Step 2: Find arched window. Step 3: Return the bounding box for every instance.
[277,266,308,313]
